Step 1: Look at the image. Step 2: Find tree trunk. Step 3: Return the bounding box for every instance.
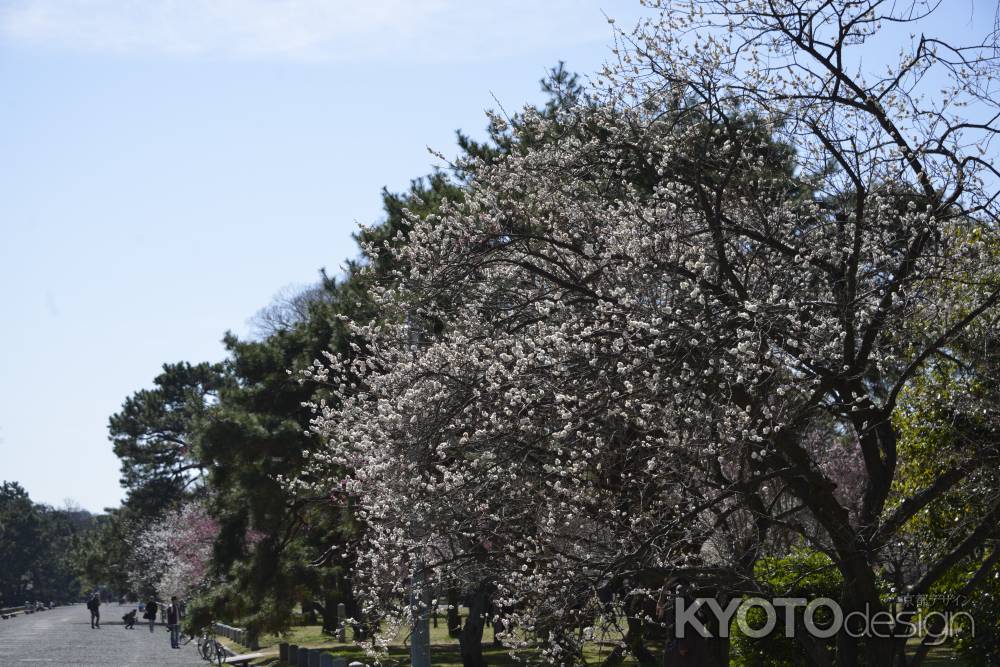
[663,634,729,667]
[662,591,729,667]
[834,577,896,667]
[314,595,338,635]
[447,585,462,638]
[459,580,494,667]
[601,610,657,667]
[302,599,318,625]
[626,612,658,667]
[794,626,834,667]
[341,577,368,641]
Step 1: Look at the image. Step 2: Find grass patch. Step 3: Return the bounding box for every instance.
[248,610,626,667]
[230,612,969,666]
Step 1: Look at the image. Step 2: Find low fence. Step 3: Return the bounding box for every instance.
[0,606,27,619]
[213,622,258,650]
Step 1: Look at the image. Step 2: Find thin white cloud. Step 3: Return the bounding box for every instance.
[0,0,629,63]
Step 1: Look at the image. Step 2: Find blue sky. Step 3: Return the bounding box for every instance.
[0,0,650,512]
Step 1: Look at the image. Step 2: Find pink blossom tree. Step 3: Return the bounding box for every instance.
[128,501,218,600]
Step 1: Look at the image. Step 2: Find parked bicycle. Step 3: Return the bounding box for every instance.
[197,627,226,665]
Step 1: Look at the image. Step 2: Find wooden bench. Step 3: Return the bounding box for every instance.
[224,651,268,665]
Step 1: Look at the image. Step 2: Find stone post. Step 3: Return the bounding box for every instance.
[336,602,347,642]
[279,642,289,661]
[410,564,431,667]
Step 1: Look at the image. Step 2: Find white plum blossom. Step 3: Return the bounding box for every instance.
[300,2,1000,664]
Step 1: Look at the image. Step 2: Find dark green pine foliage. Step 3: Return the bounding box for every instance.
[188,173,464,643]
[77,361,227,599]
[108,361,226,520]
[74,507,133,595]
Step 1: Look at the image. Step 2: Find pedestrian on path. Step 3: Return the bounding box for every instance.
[166,596,181,649]
[144,598,158,633]
[86,593,100,629]
[122,609,137,629]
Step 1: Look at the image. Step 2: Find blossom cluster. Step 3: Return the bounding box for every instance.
[127,501,218,600]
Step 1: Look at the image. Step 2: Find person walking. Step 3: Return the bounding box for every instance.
[86,593,101,629]
[144,598,158,633]
[166,596,181,649]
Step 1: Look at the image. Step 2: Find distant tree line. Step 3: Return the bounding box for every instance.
[0,481,96,606]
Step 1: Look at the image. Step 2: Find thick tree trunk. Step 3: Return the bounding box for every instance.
[459,580,494,667]
[836,635,898,667]
[314,595,338,635]
[663,634,729,667]
[661,590,729,667]
[834,573,895,667]
[626,613,658,667]
[891,638,910,667]
[835,631,859,667]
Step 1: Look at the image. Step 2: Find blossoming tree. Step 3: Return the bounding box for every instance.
[128,501,218,601]
[302,1,1000,665]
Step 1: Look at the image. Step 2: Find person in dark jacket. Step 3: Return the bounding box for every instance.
[166,596,181,649]
[86,593,101,629]
[144,598,158,633]
[122,609,137,629]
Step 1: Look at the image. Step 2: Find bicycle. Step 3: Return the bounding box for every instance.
[197,628,227,665]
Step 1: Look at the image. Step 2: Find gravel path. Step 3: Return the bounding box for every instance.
[0,603,204,666]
